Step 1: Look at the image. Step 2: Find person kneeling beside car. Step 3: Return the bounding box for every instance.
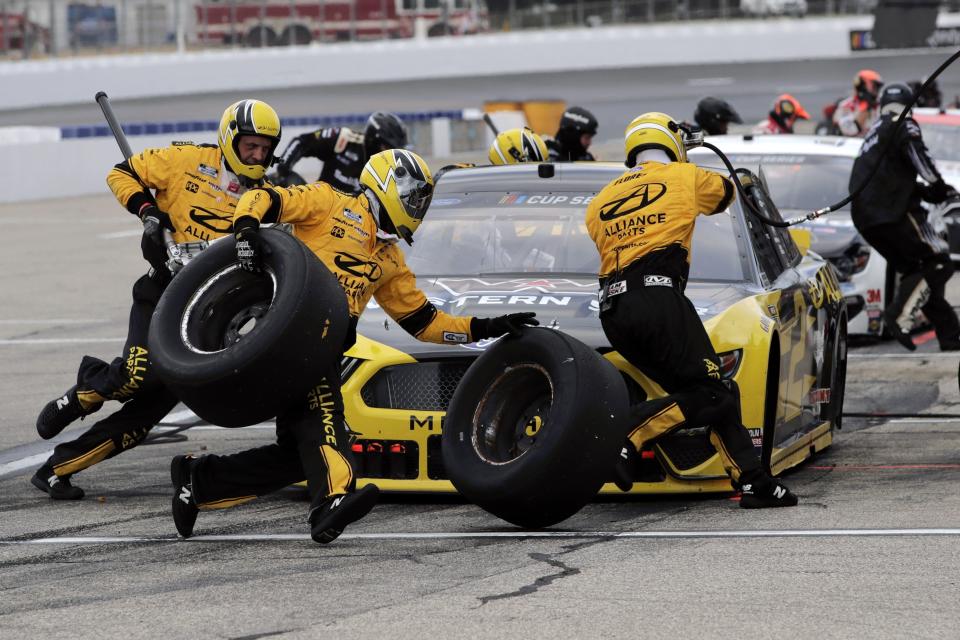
[170,149,538,544]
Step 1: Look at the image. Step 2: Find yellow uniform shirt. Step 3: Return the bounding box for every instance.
[585,161,734,280]
[235,182,476,344]
[107,143,251,244]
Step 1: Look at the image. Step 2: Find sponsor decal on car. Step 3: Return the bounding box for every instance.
[498,194,595,206]
[747,428,763,448]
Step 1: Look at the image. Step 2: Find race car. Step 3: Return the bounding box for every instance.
[913,107,960,262]
[342,161,847,495]
[690,134,930,338]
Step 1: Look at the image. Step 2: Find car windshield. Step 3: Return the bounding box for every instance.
[723,154,854,212]
[404,194,746,282]
[918,123,960,162]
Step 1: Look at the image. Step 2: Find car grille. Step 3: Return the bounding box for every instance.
[360,360,474,411]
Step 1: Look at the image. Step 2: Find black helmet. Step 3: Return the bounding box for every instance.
[908,78,942,109]
[558,106,598,137]
[555,106,598,157]
[693,97,743,135]
[364,112,408,157]
[879,83,914,115]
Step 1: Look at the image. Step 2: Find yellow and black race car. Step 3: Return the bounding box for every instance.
[344,161,847,495]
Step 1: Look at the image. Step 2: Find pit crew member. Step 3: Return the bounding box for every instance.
[31,99,282,500]
[753,94,810,135]
[693,97,743,136]
[545,106,598,161]
[170,149,539,544]
[833,69,884,137]
[850,82,960,351]
[587,111,798,508]
[276,111,408,193]
[488,127,549,164]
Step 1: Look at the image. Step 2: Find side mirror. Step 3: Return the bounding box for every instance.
[789,228,812,257]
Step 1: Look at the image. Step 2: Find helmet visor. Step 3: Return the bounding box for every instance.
[395,168,433,220]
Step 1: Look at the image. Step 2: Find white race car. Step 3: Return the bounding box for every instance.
[690,134,929,338]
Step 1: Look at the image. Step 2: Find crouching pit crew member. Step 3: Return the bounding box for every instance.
[586,112,798,508]
[171,149,539,544]
[31,99,281,500]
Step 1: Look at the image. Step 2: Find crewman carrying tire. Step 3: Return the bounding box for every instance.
[31,99,282,500]
[585,111,798,508]
[170,149,538,544]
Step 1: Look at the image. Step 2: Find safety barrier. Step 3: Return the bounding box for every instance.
[0,16,877,112]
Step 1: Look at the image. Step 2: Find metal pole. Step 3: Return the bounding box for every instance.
[176,0,185,52]
[1,2,8,57]
[381,0,387,40]
[229,0,237,47]
[47,0,55,56]
[259,0,266,47]
[288,0,296,45]
[22,0,31,59]
[350,0,356,41]
[646,0,653,22]
[507,0,515,31]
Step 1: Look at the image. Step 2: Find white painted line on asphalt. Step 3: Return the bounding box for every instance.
[0,452,51,476]
[0,319,108,325]
[0,337,124,345]
[848,353,960,359]
[98,230,143,240]
[6,529,960,545]
[888,418,960,424]
[686,77,734,87]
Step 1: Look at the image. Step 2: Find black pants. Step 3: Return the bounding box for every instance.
[600,284,762,483]
[47,272,178,477]
[860,216,960,345]
[191,358,353,513]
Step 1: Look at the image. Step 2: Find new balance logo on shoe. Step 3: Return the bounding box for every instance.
[773,486,787,499]
[56,395,70,409]
[47,474,58,488]
[178,487,192,504]
[330,496,344,509]
[741,484,752,493]
[619,447,630,461]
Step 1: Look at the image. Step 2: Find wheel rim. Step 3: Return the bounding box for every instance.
[180,264,278,355]
[470,363,553,465]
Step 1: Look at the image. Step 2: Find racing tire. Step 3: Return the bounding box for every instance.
[149,229,349,428]
[441,328,629,529]
[823,319,848,430]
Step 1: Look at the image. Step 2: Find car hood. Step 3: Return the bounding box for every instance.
[787,209,861,257]
[355,275,757,357]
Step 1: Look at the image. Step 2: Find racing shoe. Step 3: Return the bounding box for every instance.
[309,484,380,544]
[36,385,103,440]
[881,314,917,352]
[612,443,637,492]
[739,479,798,509]
[171,455,199,538]
[31,465,84,500]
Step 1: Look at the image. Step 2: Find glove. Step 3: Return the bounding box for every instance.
[470,312,539,340]
[139,205,173,273]
[235,217,263,273]
[919,180,951,205]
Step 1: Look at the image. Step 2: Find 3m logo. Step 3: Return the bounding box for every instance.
[773,486,787,499]
[598,183,667,221]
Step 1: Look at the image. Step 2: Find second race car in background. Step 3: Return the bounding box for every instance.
[341,161,847,496]
[690,134,935,339]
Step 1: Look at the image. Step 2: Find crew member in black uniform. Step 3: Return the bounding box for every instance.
[693,97,743,136]
[170,149,538,544]
[545,106,598,161]
[850,82,960,351]
[31,100,282,500]
[276,111,408,193]
[586,111,797,508]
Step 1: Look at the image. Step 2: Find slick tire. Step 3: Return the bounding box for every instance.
[149,229,349,428]
[442,328,629,529]
[820,318,848,430]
